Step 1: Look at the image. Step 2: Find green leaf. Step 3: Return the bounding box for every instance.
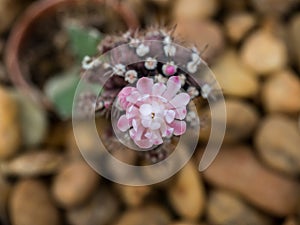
[67,24,102,61]
[44,68,80,119]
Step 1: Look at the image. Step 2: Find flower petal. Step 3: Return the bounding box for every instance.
[163,76,181,100]
[165,110,176,123]
[141,118,152,128]
[169,120,186,135]
[139,104,152,116]
[137,77,153,94]
[126,91,141,104]
[169,93,190,108]
[135,139,153,149]
[175,107,187,120]
[126,105,139,119]
[117,115,131,132]
[152,83,166,96]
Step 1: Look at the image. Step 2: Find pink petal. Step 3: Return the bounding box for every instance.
[165,110,176,123]
[126,105,139,119]
[169,93,190,108]
[150,120,161,130]
[126,91,141,104]
[117,115,131,132]
[141,118,152,128]
[163,76,181,100]
[139,104,152,116]
[169,120,186,135]
[129,125,144,141]
[137,77,153,94]
[175,107,187,120]
[152,83,166,96]
[135,139,153,149]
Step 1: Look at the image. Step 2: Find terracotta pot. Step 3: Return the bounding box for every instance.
[5,0,139,112]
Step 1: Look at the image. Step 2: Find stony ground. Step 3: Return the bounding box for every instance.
[0,0,300,225]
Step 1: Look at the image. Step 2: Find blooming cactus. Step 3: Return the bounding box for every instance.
[117,76,190,148]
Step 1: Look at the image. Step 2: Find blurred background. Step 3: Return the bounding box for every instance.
[0,0,300,225]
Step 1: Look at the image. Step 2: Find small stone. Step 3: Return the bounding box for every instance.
[10,179,61,225]
[262,70,300,113]
[289,14,300,71]
[212,50,259,97]
[241,29,287,75]
[115,184,151,207]
[168,162,206,220]
[283,217,298,225]
[173,0,218,21]
[67,188,119,225]
[203,146,300,216]
[225,13,256,43]
[0,176,10,224]
[255,115,300,176]
[250,0,298,16]
[0,0,23,33]
[0,86,20,159]
[207,190,271,225]
[115,205,171,225]
[0,150,64,177]
[10,90,48,147]
[170,222,201,225]
[200,99,259,143]
[176,20,224,62]
[52,160,100,208]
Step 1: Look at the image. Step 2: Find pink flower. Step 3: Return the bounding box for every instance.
[117,76,190,149]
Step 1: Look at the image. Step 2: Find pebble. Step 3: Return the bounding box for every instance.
[0,86,21,160]
[225,13,256,43]
[203,146,300,216]
[289,14,300,71]
[173,0,218,21]
[11,90,48,147]
[212,50,259,97]
[255,115,300,176]
[175,20,224,62]
[200,99,259,143]
[0,150,64,177]
[241,29,287,75]
[207,190,271,225]
[67,188,119,225]
[115,205,171,225]
[52,160,100,208]
[168,162,206,220]
[115,184,151,207]
[262,70,300,113]
[10,179,61,225]
[0,176,10,224]
[0,0,23,33]
[250,0,298,16]
[283,217,298,225]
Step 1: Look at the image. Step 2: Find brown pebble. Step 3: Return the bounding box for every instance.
[115,184,151,207]
[170,222,202,225]
[289,14,300,71]
[0,86,20,159]
[225,13,256,43]
[0,150,64,177]
[115,205,171,225]
[250,0,298,16]
[175,20,224,62]
[52,160,100,208]
[67,188,119,225]
[241,29,287,75]
[168,162,205,220]
[10,179,61,225]
[207,190,271,225]
[262,70,300,113]
[255,115,300,176]
[173,0,218,21]
[282,217,298,225]
[200,99,259,143]
[203,146,300,216]
[0,176,10,223]
[212,49,259,97]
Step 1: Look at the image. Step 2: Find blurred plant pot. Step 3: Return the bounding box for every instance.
[5,0,139,116]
